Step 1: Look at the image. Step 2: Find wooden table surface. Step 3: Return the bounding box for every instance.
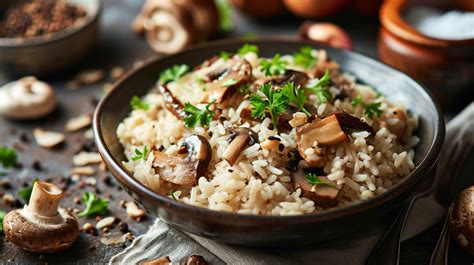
[0,0,472,264]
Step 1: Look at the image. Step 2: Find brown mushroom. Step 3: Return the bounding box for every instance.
[300,22,353,49]
[154,135,211,187]
[291,164,341,208]
[158,84,186,119]
[450,186,474,254]
[335,112,375,135]
[222,128,258,165]
[141,256,172,265]
[3,181,79,253]
[200,58,253,105]
[176,0,219,39]
[184,255,209,265]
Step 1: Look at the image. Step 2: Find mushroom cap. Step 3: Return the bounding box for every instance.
[0,76,56,120]
[3,207,79,253]
[450,186,474,255]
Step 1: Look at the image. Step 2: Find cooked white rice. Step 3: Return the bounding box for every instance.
[117,47,418,216]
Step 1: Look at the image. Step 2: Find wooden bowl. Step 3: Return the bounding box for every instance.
[378,0,474,111]
[0,0,101,76]
[93,38,445,246]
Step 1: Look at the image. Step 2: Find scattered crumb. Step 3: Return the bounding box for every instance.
[2,193,15,206]
[73,151,102,166]
[82,223,93,232]
[33,128,65,148]
[110,67,125,80]
[84,129,94,139]
[70,166,95,176]
[96,216,115,229]
[85,177,97,186]
[100,232,131,247]
[67,69,105,89]
[65,114,92,132]
[126,201,146,220]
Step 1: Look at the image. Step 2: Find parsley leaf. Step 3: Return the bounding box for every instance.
[0,211,5,233]
[130,96,149,110]
[196,77,206,91]
[220,51,230,61]
[131,146,149,161]
[305,173,337,189]
[159,64,189,84]
[18,178,39,203]
[216,0,233,32]
[306,70,332,103]
[351,95,362,107]
[78,192,109,217]
[293,46,317,69]
[238,43,259,56]
[249,83,290,128]
[183,100,216,128]
[221,78,237,87]
[0,146,17,169]
[259,53,287,76]
[282,82,310,116]
[364,102,383,118]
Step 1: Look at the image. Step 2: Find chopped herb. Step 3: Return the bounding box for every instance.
[78,192,109,217]
[221,78,237,87]
[305,173,337,189]
[220,51,230,61]
[306,70,332,103]
[131,146,149,161]
[259,53,287,76]
[183,100,216,128]
[364,102,383,118]
[237,43,259,56]
[293,46,317,69]
[282,82,310,116]
[159,64,189,84]
[351,95,362,107]
[376,91,383,98]
[0,146,17,168]
[249,83,289,128]
[130,96,149,110]
[168,190,178,201]
[216,0,233,32]
[0,211,5,233]
[18,178,39,203]
[238,84,250,95]
[196,77,206,91]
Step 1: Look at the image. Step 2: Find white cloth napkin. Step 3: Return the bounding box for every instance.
[110,103,474,265]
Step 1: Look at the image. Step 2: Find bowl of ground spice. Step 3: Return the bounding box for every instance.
[0,0,101,75]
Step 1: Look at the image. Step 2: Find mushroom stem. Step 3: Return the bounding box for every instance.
[222,134,250,165]
[27,181,63,217]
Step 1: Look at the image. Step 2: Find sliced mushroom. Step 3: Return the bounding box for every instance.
[240,104,313,132]
[154,135,211,187]
[184,255,209,265]
[3,181,79,253]
[200,58,253,105]
[335,112,375,135]
[157,84,186,119]
[268,69,310,88]
[222,128,258,165]
[0,76,56,120]
[292,164,341,208]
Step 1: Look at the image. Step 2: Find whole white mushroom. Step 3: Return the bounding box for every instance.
[0,76,56,120]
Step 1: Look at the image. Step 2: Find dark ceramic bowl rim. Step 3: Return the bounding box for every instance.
[0,0,101,47]
[380,0,474,47]
[93,37,445,224]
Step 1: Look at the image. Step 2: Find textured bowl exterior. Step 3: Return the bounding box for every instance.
[0,0,101,76]
[93,38,445,246]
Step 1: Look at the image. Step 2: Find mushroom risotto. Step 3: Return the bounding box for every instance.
[117,45,419,215]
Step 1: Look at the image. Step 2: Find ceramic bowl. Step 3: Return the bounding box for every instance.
[0,0,101,76]
[93,38,445,246]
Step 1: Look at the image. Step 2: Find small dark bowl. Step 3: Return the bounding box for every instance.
[0,0,101,76]
[93,38,445,246]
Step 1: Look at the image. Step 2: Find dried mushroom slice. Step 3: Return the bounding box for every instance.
[292,166,341,208]
[157,84,187,119]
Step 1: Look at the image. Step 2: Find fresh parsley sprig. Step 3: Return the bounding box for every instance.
[130,96,149,110]
[78,192,109,217]
[249,83,289,128]
[0,211,5,233]
[293,46,317,69]
[351,95,383,119]
[18,178,39,203]
[306,70,332,103]
[305,173,337,189]
[183,100,216,128]
[159,64,189,84]
[0,146,17,169]
[132,146,149,161]
[220,51,230,61]
[238,43,259,56]
[282,82,310,116]
[259,53,287,76]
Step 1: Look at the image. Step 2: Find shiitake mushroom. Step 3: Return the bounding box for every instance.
[450,186,474,254]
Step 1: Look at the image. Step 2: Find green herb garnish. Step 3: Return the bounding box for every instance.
[0,146,17,169]
[196,77,206,91]
[159,64,189,84]
[220,51,230,61]
[0,211,5,233]
[130,96,149,110]
[221,78,237,87]
[249,83,289,128]
[259,53,287,76]
[216,0,233,32]
[238,43,259,56]
[305,173,337,189]
[282,82,310,116]
[351,95,383,118]
[168,190,178,201]
[131,146,149,161]
[238,84,250,95]
[306,70,332,103]
[351,95,362,107]
[293,46,316,69]
[183,100,216,128]
[18,178,39,203]
[78,192,109,217]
